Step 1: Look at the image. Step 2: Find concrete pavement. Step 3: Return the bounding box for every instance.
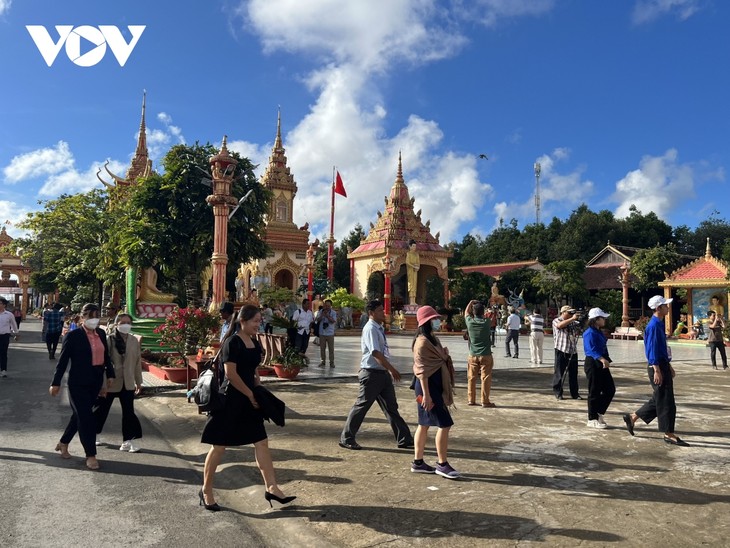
[2,319,730,546]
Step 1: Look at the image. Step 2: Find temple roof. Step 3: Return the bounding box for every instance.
[457,260,544,279]
[348,153,450,259]
[659,239,729,287]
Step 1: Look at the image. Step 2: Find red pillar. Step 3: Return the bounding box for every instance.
[207,136,238,312]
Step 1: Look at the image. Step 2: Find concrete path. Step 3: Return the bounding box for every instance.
[2,320,729,546]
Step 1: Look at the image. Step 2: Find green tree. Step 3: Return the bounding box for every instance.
[498,267,541,308]
[14,190,110,304]
[630,244,682,292]
[551,205,617,261]
[448,271,494,310]
[534,260,588,309]
[116,143,270,305]
[613,205,673,249]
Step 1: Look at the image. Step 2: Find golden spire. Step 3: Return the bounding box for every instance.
[125,89,151,182]
[274,107,283,150]
[135,90,147,156]
[706,237,712,259]
[397,150,403,182]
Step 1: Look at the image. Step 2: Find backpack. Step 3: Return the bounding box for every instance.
[188,355,227,413]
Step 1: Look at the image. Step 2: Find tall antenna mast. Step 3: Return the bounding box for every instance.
[534,161,541,225]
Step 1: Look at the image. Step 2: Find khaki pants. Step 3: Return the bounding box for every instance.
[467,354,494,405]
[529,331,544,364]
[319,334,335,366]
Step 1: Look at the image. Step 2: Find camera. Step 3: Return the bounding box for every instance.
[323,322,329,330]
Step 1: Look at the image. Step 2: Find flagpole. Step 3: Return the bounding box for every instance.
[327,166,336,281]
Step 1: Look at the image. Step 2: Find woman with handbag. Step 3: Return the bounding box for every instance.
[411,306,459,479]
[199,304,295,511]
[49,303,115,470]
[93,313,144,451]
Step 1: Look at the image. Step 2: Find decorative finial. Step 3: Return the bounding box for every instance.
[397,151,403,181]
[706,237,712,259]
[221,135,228,151]
[274,107,282,149]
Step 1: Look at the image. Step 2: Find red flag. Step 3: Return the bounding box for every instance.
[334,171,347,197]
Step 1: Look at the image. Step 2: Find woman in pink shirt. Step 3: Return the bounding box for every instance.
[50,303,114,470]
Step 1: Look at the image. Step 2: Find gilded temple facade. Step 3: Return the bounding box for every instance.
[239,112,310,296]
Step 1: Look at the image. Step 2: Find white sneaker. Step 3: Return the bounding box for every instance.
[119,440,132,451]
[587,419,607,429]
[128,441,141,453]
[95,437,103,446]
[597,414,607,426]
[0,371,6,377]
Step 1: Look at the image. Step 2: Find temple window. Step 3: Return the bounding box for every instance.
[276,199,288,222]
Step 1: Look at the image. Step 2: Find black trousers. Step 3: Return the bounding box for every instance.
[341,369,413,446]
[61,383,102,457]
[264,323,273,335]
[635,361,676,434]
[46,331,62,357]
[0,333,9,371]
[584,356,616,420]
[505,330,519,356]
[553,349,580,398]
[709,342,727,368]
[94,384,143,441]
[295,331,310,354]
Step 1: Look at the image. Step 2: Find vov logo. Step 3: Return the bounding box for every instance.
[26,25,146,67]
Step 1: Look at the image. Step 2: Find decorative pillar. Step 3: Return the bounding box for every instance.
[664,286,673,337]
[382,251,394,331]
[620,261,630,328]
[442,276,449,309]
[207,136,239,312]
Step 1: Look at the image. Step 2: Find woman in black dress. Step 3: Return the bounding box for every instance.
[200,304,295,511]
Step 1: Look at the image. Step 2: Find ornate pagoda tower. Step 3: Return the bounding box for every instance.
[239,111,310,296]
[348,153,451,325]
[97,91,152,189]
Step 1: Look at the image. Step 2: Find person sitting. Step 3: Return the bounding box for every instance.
[673,314,690,338]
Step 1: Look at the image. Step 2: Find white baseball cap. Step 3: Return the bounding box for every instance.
[588,307,610,319]
[648,295,673,309]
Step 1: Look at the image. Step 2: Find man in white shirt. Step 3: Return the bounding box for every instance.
[504,307,521,359]
[292,299,314,361]
[0,297,19,377]
[525,308,545,365]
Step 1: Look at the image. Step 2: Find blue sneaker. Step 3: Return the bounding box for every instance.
[410,461,436,474]
[435,462,460,479]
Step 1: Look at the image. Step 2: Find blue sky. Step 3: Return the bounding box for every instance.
[1,0,728,246]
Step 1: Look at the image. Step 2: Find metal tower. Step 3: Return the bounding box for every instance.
[533,162,541,225]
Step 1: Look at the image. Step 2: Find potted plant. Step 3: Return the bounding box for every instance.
[271,346,305,379]
[326,288,366,328]
[152,306,221,382]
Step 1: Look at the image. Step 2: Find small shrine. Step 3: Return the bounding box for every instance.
[0,226,31,316]
[238,112,310,299]
[659,238,729,336]
[348,153,451,328]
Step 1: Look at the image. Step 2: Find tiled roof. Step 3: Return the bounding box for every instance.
[457,261,542,278]
[673,261,726,281]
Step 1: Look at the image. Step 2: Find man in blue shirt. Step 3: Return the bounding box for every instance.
[583,308,615,429]
[339,300,413,450]
[623,295,689,446]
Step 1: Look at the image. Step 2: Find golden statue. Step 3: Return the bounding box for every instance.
[710,295,725,318]
[138,267,175,303]
[406,239,420,305]
[235,263,246,302]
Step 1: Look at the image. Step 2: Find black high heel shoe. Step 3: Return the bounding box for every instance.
[264,490,296,507]
[198,489,221,512]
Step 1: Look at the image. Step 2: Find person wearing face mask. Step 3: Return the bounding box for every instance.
[410,305,459,478]
[93,313,143,452]
[0,297,19,378]
[49,303,115,470]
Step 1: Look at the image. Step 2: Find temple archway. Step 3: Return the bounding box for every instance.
[274,269,295,290]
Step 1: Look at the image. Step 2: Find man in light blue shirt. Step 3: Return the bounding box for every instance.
[316,299,337,368]
[340,300,413,450]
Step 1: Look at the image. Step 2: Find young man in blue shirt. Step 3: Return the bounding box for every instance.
[623,295,689,446]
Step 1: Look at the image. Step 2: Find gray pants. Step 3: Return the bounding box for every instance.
[341,369,413,447]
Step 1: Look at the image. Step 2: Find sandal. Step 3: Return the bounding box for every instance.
[55,443,71,459]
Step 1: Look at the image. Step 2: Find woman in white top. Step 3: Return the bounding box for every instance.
[93,313,144,452]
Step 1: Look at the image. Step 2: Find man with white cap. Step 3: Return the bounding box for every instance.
[583,308,615,428]
[623,295,689,446]
[552,305,583,400]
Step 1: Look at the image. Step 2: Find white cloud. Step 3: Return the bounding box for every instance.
[472,0,555,27]
[0,1,11,17]
[242,0,467,73]
[0,200,31,238]
[612,148,695,218]
[492,148,594,228]
[38,159,127,197]
[3,141,74,183]
[233,0,548,242]
[632,0,702,25]
[144,112,186,161]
